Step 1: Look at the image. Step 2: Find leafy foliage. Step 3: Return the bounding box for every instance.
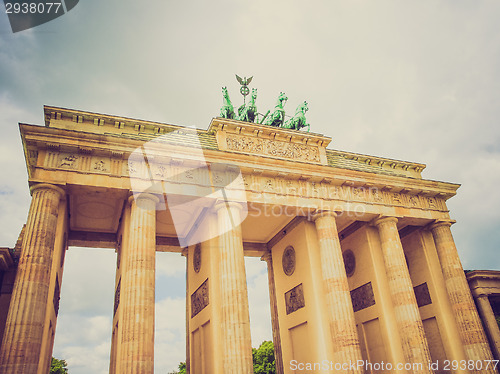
[50,357,68,374]
[252,340,276,374]
[168,361,186,374]
[178,362,186,374]
[171,340,276,374]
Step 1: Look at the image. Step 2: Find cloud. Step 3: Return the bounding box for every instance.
[156,252,186,278]
[0,95,35,246]
[54,314,112,374]
[246,258,273,347]
[155,297,186,372]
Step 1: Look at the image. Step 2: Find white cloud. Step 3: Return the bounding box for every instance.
[246,258,273,347]
[155,297,186,372]
[54,314,112,374]
[156,253,186,278]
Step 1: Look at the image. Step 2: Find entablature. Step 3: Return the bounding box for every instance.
[23,107,461,223]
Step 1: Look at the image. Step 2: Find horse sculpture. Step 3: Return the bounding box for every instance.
[283,101,310,132]
[263,92,288,127]
[236,88,258,122]
[220,86,235,119]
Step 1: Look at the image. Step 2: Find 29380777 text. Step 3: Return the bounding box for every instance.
[4,2,62,14]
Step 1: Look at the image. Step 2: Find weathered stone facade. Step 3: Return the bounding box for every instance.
[0,106,497,374]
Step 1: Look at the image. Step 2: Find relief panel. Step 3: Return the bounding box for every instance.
[225,134,321,163]
[414,282,432,307]
[285,283,305,315]
[191,279,209,318]
[351,282,375,312]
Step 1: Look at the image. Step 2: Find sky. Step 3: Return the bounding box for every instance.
[1,1,500,373]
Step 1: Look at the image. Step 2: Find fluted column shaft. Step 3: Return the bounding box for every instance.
[430,222,495,372]
[0,183,64,373]
[261,253,284,374]
[313,211,363,373]
[373,217,433,374]
[118,194,158,374]
[216,201,253,374]
[476,295,500,360]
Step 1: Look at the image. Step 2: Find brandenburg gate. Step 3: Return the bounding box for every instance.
[0,104,497,373]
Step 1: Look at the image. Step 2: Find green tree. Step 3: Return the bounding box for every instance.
[50,357,68,374]
[178,362,186,374]
[168,361,186,374]
[252,340,276,374]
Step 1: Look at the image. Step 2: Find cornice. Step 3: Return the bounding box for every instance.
[208,117,332,147]
[44,105,186,135]
[20,122,460,201]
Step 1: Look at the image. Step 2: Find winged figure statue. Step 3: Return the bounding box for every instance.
[235,75,253,86]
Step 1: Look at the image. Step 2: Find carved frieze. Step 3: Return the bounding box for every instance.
[92,158,109,173]
[408,195,419,207]
[191,279,209,318]
[59,155,78,169]
[285,283,305,315]
[226,134,321,163]
[59,154,79,169]
[28,150,38,166]
[350,282,375,312]
[40,146,450,214]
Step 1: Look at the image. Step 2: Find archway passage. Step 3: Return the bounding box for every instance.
[52,247,116,374]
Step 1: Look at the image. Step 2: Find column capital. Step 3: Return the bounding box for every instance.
[310,210,338,222]
[213,200,245,213]
[371,216,399,227]
[476,293,491,300]
[29,183,65,198]
[260,251,272,263]
[428,219,456,231]
[128,193,161,207]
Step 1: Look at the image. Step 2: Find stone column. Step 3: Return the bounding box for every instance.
[430,221,496,370]
[312,211,364,372]
[118,194,158,374]
[373,217,433,373]
[215,201,253,374]
[476,295,500,360]
[0,183,65,374]
[183,250,191,374]
[261,252,284,374]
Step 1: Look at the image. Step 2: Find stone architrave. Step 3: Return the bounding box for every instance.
[215,201,253,374]
[373,216,433,374]
[117,194,159,374]
[312,211,364,373]
[430,221,496,372]
[0,184,65,374]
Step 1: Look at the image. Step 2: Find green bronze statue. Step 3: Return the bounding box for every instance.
[263,92,288,127]
[218,79,312,131]
[282,101,310,132]
[235,75,253,97]
[236,88,258,122]
[220,86,235,119]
